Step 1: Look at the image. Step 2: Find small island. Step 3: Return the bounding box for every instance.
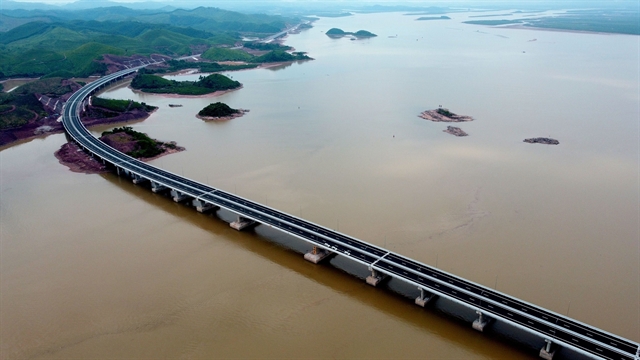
[130,73,241,96]
[197,102,248,121]
[100,126,184,159]
[81,97,157,127]
[56,126,183,173]
[419,107,473,122]
[444,126,468,137]
[417,16,451,21]
[524,137,559,145]
[326,28,377,39]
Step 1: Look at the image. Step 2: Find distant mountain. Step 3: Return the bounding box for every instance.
[62,0,176,10]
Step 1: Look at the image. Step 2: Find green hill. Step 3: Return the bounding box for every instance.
[202,47,254,62]
[130,73,241,95]
[0,6,300,79]
[251,50,311,63]
[198,102,239,117]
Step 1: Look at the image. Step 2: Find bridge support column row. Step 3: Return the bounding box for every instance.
[151,181,168,193]
[472,311,490,332]
[230,215,256,231]
[366,268,387,287]
[170,189,190,203]
[415,287,436,307]
[304,246,333,264]
[132,174,149,185]
[539,339,556,360]
[192,199,217,213]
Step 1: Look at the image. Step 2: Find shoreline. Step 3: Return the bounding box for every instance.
[129,85,243,99]
[196,109,249,122]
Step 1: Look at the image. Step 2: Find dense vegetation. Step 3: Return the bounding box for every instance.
[101,126,164,158]
[198,102,239,117]
[252,50,310,63]
[325,28,377,38]
[142,60,258,75]
[0,77,68,129]
[0,7,299,78]
[92,97,156,113]
[243,42,292,51]
[436,108,455,117]
[201,47,254,62]
[130,73,241,95]
[202,47,311,63]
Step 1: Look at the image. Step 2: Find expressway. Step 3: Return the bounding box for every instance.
[62,67,639,360]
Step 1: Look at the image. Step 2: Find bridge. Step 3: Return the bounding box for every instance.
[62,67,639,360]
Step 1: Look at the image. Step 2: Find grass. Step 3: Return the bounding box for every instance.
[101,126,163,158]
[92,97,156,112]
[202,47,254,62]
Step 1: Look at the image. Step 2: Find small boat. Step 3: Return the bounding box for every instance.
[168,104,183,107]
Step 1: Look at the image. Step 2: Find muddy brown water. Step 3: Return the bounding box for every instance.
[1,11,638,359]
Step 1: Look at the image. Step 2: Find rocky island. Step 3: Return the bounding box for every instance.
[524,137,559,145]
[444,126,468,137]
[326,28,377,39]
[419,107,473,122]
[197,102,248,121]
[56,126,184,173]
[130,72,241,96]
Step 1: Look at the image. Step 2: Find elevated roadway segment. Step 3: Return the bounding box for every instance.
[62,67,639,360]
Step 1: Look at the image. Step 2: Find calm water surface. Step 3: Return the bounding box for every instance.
[1,11,638,359]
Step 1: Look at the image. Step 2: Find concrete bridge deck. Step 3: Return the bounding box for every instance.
[62,67,639,360]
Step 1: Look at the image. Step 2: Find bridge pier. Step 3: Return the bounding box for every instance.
[150,181,168,193]
[170,189,190,202]
[472,311,490,332]
[192,199,217,213]
[415,287,436,307]
[230,215,256,231]
[304,246,333,264]
[539,339,556,360]
[366,268,387,287]
[132,174,149,185]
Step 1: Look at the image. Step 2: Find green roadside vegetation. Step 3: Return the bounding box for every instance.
[198,102,239,117]
[130,73,241,95]
[0,77,68,129]
[101,126,166,158]
[92,97,156,113]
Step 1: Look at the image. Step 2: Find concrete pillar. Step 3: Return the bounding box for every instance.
[230,215,256,231]
[192,199,217,213]
[150,181,168,193]
[415,287,436,307]
[366,268,387,287]
[132,174,149,185]
[472,311,490,332]
[170,189,190,202]
[539,339,556,360]
[116,167,121,176]
[304,246,333,264]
